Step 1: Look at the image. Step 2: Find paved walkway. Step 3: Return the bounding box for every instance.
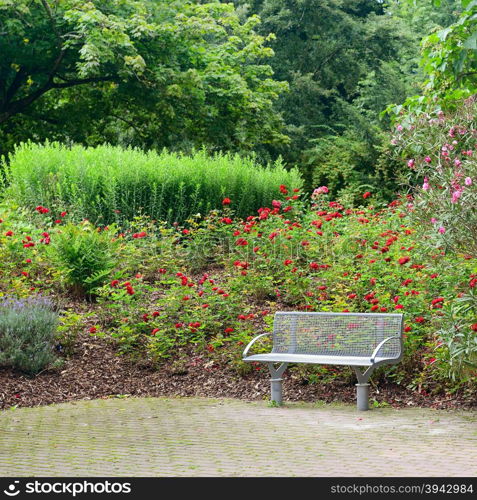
[0,397,476,477]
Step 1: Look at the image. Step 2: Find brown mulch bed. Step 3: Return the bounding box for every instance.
[1,333,475,411]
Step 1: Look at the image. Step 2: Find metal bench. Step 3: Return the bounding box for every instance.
[243,311,403,410]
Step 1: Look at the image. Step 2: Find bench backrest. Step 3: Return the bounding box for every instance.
[272,312,403,359]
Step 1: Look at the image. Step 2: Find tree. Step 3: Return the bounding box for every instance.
[0,0,288,156]
[384,0,476,120]
[227,0,428,198]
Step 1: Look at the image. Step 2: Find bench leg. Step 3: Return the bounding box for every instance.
[271,378,283,405]
[356,383,370,411]
[267,363,288,405]
[352,367,374,411]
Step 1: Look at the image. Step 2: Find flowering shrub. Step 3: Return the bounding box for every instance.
[392,97,477,255]
[391,97,477,378]
[0,183,474,391]
[0,295,59,374]
[82,189,474,388]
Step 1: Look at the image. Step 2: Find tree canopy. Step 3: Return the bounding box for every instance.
[0,0,468,200]
[0,0,288,155]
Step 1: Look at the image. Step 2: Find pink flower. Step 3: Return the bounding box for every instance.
[465,177,472,186]
[424,156,432,163]
[438,226,446,234]
[407,159,415,168]
[313,186,329,196]
[396,124,403,131]
[422,177,430,191]
[451,190,462,203]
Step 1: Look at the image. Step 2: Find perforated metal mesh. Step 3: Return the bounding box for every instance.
[272,312,403,359]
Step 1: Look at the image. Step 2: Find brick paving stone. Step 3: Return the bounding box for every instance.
[0,397,476,477]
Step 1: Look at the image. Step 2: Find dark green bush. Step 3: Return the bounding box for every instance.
[4,142,303,225]
[0,296,59,375]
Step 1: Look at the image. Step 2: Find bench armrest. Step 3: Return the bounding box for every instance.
[242,333,272,358]
[370,335,400,363]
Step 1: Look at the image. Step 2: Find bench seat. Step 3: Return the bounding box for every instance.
[243,353,392,366]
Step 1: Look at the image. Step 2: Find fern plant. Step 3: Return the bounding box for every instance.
[48,222,119,299]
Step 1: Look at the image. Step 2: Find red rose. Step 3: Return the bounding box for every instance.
[222,198,231,206]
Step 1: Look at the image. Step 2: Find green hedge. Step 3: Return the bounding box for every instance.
[3,142,303,225]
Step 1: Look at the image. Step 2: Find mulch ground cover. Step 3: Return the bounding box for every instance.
[1,332,475,411]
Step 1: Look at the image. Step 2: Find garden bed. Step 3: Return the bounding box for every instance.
[1,331,474,411]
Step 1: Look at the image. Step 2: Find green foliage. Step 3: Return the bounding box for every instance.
[0,295,59,374]
[0,0,288,157]
[438,292,477,380]
[56,310,93,356]
[47,221,119,298]
[232,0,423,187]
[384,0,477,120]
[4,142,303,225]
[303,131,392,204]
[418,0,477,106]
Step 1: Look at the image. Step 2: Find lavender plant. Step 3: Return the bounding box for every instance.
[0,295,59,374]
